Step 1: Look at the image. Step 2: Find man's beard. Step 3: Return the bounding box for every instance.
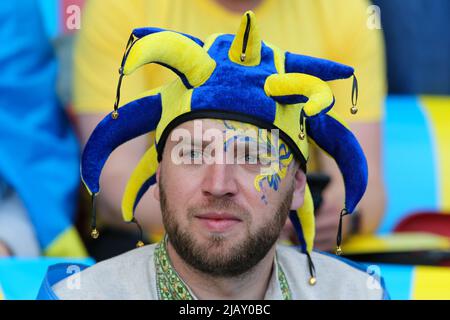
[159,178,293,278]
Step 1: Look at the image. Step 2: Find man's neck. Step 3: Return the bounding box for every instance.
[213,0,265,14]
[167,241,276,300]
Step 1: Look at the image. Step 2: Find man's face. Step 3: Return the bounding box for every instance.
[155,119,306,277]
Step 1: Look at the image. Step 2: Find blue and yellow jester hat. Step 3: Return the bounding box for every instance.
[81,11,368,284]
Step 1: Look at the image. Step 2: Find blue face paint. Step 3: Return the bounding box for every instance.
[219,120,294,204]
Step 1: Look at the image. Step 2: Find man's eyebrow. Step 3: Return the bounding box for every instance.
[174,133,279,149]
[191,138,216,149]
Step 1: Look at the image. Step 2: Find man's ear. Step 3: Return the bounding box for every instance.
[290,168,307,210]
[153,165,161,201]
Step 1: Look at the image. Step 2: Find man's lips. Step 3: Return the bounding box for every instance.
[194,212,243,232]
[195,212,242,221]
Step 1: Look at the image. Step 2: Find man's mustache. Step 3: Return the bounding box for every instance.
[187,198,250,220]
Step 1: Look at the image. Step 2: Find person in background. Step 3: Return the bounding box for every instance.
[73,0,386,258]
[373,0,449,95]
[0,0,85,257]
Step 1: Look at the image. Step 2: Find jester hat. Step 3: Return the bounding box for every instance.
[81,11,368,285]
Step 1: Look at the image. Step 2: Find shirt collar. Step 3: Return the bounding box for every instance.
[154,236,292,300]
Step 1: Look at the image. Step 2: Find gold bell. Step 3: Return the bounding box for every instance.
[240,53,246,62]
[112,110,119,119]
[350,106,358,115]
[91,228,99,239]
[298,131,305,140]
[336,246,343,256]
[136,240,145,248]
[309,277,317,286]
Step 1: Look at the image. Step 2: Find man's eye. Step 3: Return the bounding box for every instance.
[238,153,258,165]
[244,154,257,163]
[187,150,202,159]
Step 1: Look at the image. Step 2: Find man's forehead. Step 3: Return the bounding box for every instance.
[167,119,291,150]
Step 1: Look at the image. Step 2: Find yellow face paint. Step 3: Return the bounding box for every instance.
[253,131,294,204]
[218,120,294,204]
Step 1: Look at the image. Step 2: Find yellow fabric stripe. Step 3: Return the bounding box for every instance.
[264,41,285,74]
[156,79,193,142]
[296,183,315,253]
[413,265,450,299]
[228,11,261,66]
[342,232,450,254]
[122,145,158,222]
[124,31,216,87]
[273,100,308,160]
[265,73,334,117]
[420,96,450,211]
[44,227,88,257]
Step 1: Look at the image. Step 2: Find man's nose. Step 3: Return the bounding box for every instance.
[201,163,238,198]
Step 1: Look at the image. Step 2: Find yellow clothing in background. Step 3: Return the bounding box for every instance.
[74,0,386,123]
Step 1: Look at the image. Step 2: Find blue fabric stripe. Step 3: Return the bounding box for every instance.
[81,94,162,194]
[307,113,368,213]
[289,210,307,253]
[133,175,157,211]
[378,96,437,233]
[285,52,354,81]
[271,94,308,105]
[191,35,277,124]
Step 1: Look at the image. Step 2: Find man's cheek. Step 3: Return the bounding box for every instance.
[252,171,283,205]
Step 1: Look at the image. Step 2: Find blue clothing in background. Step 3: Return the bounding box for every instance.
[373,0,450,94]
[0,0,81,254]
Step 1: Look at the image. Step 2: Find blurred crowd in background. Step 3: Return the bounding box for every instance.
[0,0,449,267]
